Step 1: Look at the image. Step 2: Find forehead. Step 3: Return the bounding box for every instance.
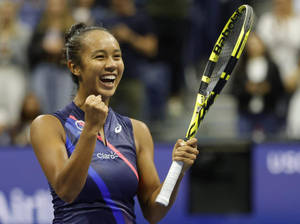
[81,30,120,53]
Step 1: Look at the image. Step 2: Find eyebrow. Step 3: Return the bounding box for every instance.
[91,49,121,56]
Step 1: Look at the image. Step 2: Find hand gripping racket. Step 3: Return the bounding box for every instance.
[155,4,254,206]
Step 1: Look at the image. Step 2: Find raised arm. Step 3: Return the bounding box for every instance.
[30,95,108,203]
[132,119,198,223]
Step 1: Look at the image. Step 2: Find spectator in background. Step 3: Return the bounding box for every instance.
[231,33,284,140]
[146,0,190,116]
[257,0,300,90]
[287,56,300,139]
[71,0,110,26]
[102,0,170,124]
[294,0,300,13]
[18,0,44,30]
[0,110,10,146]
[10,93,41,146]
[28,0,75,114]
[257,0,300,131]
[0,0,31,145]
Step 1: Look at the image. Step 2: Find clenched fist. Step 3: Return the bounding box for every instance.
[172,138,199,174]
[84,95,108,132]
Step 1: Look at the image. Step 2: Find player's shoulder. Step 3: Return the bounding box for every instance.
[130,119,153,153]
[31,114,65,137]
[31,114,60,126]
[130,119,150,134]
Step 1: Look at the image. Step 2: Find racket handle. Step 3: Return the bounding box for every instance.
[155,160,184,206]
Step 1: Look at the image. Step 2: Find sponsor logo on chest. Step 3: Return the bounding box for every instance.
[97,151,119,160]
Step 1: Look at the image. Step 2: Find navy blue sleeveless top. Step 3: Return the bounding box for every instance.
[51,102,139,224]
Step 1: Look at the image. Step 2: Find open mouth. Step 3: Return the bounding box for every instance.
[99,75,116,84]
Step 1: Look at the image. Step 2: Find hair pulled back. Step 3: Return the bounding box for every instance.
[64,23,109,86]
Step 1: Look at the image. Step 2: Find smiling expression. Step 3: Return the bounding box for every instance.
[75,30,124,101]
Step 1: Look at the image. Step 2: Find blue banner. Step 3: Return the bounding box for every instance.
[0,147,53,224]
[253,143,300,223]
[0,143,300,223]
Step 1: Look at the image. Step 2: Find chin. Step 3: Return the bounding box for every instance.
[98,89,116,98]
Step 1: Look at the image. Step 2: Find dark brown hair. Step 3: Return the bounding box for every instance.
[64,23,110,86]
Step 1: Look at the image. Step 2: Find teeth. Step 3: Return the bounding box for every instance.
[100,75,116,82]
[101,75,116,80]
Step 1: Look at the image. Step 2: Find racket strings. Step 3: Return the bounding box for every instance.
[207,10,247,93]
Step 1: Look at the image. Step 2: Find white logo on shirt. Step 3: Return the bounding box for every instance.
[115,124,122,133]
[75,120,85,131]
[97,151,119,160]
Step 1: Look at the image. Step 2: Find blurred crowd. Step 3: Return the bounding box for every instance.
[0,0,300,147]
[232,0,300,141]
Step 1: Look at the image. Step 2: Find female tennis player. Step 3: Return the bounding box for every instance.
[30,23,198,224]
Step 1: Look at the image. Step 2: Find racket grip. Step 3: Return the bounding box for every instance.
[155,160,184,206]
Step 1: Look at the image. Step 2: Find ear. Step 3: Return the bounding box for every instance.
[67,60,81,76]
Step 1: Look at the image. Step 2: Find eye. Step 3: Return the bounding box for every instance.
[95,55,105,59]
[114,54,122,60]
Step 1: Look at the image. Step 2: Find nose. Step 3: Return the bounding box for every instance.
[105,56,117,72]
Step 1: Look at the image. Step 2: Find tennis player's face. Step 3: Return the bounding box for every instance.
[78,30,124,98]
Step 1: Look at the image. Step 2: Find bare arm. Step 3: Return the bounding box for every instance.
[30,95,108,203]
[132,119,198,223]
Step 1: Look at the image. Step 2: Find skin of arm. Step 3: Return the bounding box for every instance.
[132,119,198,223]
[30,95,108,203]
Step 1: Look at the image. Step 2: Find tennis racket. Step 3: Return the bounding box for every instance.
[155,4,254,206]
